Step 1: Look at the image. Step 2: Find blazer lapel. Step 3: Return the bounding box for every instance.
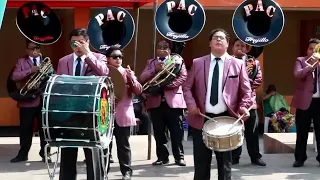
[204,55,210,90]
[222,56,231,90]
[26,57,33,68]
[82,62,88,76]
[67,55,74,76]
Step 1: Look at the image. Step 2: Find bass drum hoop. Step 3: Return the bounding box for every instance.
[103,77,115,146]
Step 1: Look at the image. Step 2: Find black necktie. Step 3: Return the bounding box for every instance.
[210,58,220,106]
[75,57,82,76]
[314,67,318,94]
[33,58,37,66]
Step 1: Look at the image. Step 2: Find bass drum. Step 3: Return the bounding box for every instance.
[42,75,115,146]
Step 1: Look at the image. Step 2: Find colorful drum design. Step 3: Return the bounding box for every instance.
[42,75,115,144]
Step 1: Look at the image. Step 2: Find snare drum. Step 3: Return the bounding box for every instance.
[42,75,115,144]
[202,116,244,152]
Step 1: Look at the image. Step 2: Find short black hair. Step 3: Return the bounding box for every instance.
[105,45,123,57]
[156,39,172,49]
[309,38,320,45]
[209,28,230,42]
[26,39,40,47]
[266,84,276,94]
[233,38,241,45]
[69,28,89,40]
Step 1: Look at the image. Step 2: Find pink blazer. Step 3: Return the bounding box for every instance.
[115,66,142,127]
[183,54,252,130]
[12,57,41,108]
[250,60,262,109]
[291,56,318,110]
[139,58,187,109]
[56,52,108,76]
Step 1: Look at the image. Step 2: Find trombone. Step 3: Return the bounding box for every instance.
[142,51,178,91]
[20,53,53,96]
[305,43,320,68]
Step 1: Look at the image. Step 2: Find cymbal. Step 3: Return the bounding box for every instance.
[107,65,125,102]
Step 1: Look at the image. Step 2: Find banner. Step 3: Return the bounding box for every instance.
[0,0,7,29]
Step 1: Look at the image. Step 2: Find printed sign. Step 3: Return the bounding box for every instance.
[0,0,7,29]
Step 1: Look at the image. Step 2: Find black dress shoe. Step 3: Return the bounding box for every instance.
[152,159,169,165]
[175,159,186,166]
[232,159,239,165]
[293,161,304,167]
[122,172,132,180]
[10,156,28,163]
[251,159,266,166]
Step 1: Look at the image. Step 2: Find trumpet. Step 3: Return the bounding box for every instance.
[238,50,256,72]
[305,43,320,68]
[20,53,53,96]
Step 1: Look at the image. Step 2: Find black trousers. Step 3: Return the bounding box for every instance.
[192,111,231,180]
[18,105,50,158]
[149,102,184,161]
[59,147,102,180]
[232,109,262,161]
[295,98,320,162]
[106,121,132,176]
[135,109,149,135]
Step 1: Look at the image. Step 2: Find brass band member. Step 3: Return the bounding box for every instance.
[291,38,320,167]
[10,40,51,163]
[57,28,108,180]
[183,28,251,180]
[140,40,187,166]
[106,45,142,180]
[231,38,266,166]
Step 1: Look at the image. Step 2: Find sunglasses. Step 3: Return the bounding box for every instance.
[71,42,77,47]
[70,41,87,47]
[110,55,123,59]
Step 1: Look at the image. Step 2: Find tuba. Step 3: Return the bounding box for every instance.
[87,6,135,54]
[143,0,206,95]
[232,0,285,47]
[7,2,61,101]
[87,6,134,101]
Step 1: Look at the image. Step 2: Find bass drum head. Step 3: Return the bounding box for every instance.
[107,65,126,102]
[97,82,114,134]
[16,2,62,45]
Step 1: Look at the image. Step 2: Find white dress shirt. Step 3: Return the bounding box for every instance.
[205,53,228,114]
[157,56,169,63]
[73,53,86,76]
[29,56,40,66]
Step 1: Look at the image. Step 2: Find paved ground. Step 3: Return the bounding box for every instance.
[0,135,320,180]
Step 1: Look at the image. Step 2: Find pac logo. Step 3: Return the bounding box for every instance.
[0,0,7,29]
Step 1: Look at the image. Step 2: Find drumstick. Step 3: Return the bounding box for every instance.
[227,104,254,132]
[199,112,217,122]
